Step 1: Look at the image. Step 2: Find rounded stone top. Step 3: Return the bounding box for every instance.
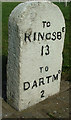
[9,1,65,26]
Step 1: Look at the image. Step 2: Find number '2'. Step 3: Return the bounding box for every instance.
[41,90,45,98]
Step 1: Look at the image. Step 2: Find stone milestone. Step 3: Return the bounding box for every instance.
[7,1,65,111]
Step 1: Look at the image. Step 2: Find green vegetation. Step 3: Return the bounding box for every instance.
[54,2,71,71]
[2,2,21,56]
[2,2,70,72]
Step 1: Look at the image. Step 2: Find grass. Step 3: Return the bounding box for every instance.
[54,2,71,71]
[2,2,21,56]
[2,2,71,72]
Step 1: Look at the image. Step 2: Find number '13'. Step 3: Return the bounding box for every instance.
[41,45,50,56]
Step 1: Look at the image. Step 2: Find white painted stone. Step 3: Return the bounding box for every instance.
[7,1,65,111]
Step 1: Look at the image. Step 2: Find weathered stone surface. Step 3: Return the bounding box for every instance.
[7,1,65,111]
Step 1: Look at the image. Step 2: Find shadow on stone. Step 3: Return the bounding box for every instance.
[2,55,7,101]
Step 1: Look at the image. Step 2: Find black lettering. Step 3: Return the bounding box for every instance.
[52,32,56,40]
[24,33,31,42]
[42,21,46,28]
[41,45,50,56]
[46,33,51,40]
[39,78,45,86]
[58,70,61,74]
[41,46,44,56]
[24,82,30,91]
[32,80,37,89]
[62,27,65,32]
[46,21,51,27]
[41,90,45,98]
[46,75,52,83]
[39,67,43,73]
[45,45,49,55]
[45,66,49,72]
[57,32,61,40]
[33,32,36,41]
[52,74,58,82]
[38,32,44,41]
